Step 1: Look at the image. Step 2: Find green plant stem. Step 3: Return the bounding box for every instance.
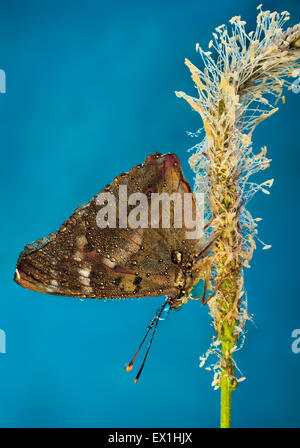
[218,302,238,428]
[220,367,232,428]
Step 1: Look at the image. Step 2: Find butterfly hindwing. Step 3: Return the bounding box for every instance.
[15,153,204,300]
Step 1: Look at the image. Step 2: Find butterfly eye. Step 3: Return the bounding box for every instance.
[171,250,182,264]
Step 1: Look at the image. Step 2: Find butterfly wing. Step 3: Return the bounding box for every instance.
[14,153,204,300]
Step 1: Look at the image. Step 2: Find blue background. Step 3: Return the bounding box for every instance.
[0,0,299,428]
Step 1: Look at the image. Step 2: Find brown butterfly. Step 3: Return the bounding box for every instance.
[14,152,214,381]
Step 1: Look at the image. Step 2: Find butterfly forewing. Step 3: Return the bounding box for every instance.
[14,153,203,300]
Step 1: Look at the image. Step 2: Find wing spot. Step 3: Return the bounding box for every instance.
[78,268,91,278]
[133,276,143,286]
[76,235,88,248]
[73,251,82,261]
[79,276,90,286]
[45,285,58,292]
[102,257,116,269]
[113,277,122,286]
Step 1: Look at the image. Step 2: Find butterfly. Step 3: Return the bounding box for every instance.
[14,152,215,382]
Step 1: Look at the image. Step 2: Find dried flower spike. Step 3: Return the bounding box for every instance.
[176,6,300,428]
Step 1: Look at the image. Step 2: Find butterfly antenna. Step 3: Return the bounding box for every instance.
[125,316,157,372]
[133,301,168,384]
[125,301,169,382]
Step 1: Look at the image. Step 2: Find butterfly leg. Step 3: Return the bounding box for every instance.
[202,265,241,305]
[204,214,215,231]
[189,277,208,304]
